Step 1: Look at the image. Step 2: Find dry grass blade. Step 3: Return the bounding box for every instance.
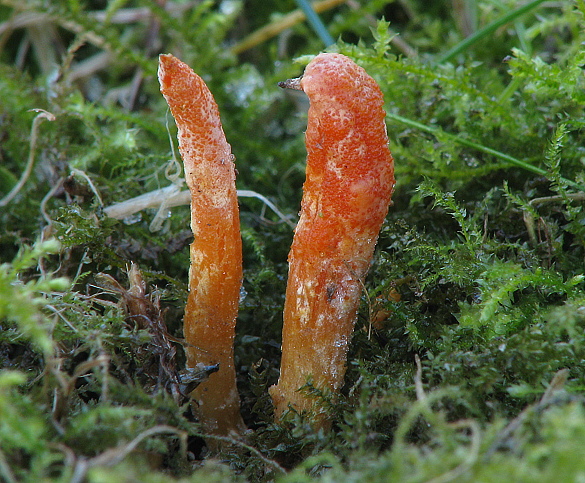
[230,0,346,55]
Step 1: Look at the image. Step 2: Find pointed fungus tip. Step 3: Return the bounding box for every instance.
[278,77,303,91]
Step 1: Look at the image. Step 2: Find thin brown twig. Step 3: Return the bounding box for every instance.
[484,368,570,459]
[65,425,188,483]
[198,433,287,475]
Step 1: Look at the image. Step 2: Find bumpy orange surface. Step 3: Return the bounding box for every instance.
[269,53,395,424]
[158,54,244,438]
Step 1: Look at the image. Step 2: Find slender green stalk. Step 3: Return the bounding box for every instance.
[0,110,55,207]
[437,0,548,64]
[387,112,585,192]
[294,0,335,47]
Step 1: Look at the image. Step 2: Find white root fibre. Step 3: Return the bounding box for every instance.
[103,186,296,229]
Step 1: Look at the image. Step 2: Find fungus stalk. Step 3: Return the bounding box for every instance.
[158,54,245,439]
[269,53,395,425]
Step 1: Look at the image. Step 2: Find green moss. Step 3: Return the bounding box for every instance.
[2,0,585,480]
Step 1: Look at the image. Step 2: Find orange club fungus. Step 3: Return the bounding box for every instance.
[269,53,395,426]
[158,54,245,440]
